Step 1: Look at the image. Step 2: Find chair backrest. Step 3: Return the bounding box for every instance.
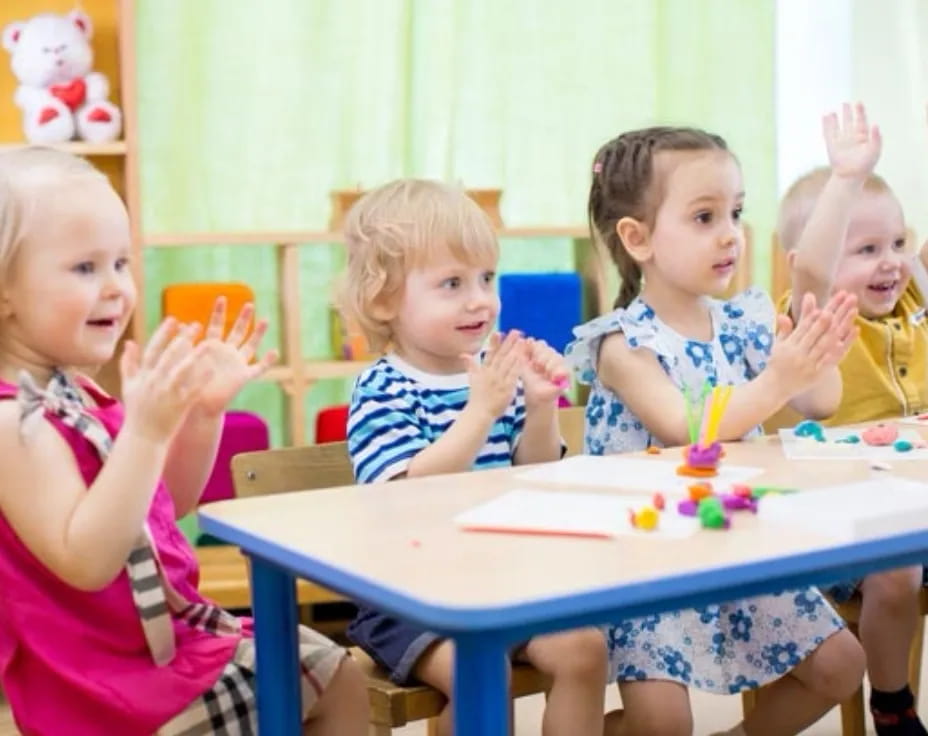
[231,441,354,499]
[162,282,256,338]
[558,405,586,457]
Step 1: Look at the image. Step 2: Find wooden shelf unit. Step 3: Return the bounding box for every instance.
[0,0,139,396]
[140,228,603,444]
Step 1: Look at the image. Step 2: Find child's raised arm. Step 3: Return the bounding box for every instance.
[161,299,277,517]
[596,293,855,446]
[0,321,212,591]
[791,103,881,316]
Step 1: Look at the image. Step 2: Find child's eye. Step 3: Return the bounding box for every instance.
[73,262,94,274]
[115,257,130,271]
[732,207,743,222]
[441,276,461,289]
[695,211,712,224]
[893,238,907,251]
[482,271,496,285]
[858,244,877,255]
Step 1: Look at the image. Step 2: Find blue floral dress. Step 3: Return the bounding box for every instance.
[565,288,845,694]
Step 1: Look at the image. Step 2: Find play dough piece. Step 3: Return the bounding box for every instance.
[793,420,826,442]
[861,423,899,447]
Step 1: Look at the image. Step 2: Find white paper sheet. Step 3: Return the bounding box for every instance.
[758,477,928,540]
[778,427,928,461]
[454,488,700,538]
[515,455,764,494]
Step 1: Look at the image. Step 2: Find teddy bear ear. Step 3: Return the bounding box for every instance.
[68,9,94,40]
[1,21,24,53]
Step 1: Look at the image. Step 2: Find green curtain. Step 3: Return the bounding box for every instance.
[135,0,776,446]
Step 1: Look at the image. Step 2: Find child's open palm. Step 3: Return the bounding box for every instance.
[823,102,881,179]
[520,337,568,406]
[462,330,522,420]
[769,291,857,396]
[119,319,215,442]
[190,298,279,416]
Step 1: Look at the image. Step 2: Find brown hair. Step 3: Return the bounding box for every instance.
[588,127,730,308]
[337,179,499,353]
[776,166,892,252]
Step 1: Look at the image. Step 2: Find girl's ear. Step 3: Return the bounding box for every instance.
[616,216,652,264]
[785,249,797,268]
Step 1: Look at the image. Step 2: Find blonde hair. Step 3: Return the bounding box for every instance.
[777,166,893,252]
[0,147,108,284]
[337,179,499,352]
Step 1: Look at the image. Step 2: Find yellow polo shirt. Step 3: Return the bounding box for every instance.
[776,283,928,426]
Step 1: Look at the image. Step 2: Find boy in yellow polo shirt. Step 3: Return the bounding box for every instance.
[777,103,928,736]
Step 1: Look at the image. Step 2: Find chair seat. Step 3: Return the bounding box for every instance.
[351,646,551,728]
[195,545,343,610]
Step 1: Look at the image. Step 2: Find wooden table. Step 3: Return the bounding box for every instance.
[199,430,928,735]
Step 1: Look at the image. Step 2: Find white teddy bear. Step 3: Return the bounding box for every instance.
[2,10,122,144]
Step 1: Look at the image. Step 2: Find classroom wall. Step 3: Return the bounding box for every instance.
[135,0,777,444]
[774,0,928,242]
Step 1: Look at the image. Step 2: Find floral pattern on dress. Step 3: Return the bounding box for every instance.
[565,288,844,694]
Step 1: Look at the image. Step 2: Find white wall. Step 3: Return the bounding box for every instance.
[776,0,928,238]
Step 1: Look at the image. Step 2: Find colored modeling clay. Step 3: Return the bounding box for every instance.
[652,492,666,511]
[688,482,714,502]
[893,439,914,452]
[629,506,660,531]
[793,420,825,442]
[720,493,757,512]
[646,445,661,455]
[697,497,730,529]
[861,423,899,447]
[677,499,698,516]
[731,483,753,499]
[835,435,861,444]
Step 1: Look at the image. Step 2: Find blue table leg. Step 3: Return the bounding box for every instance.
[249,555,301,735]
[453,633,509,736]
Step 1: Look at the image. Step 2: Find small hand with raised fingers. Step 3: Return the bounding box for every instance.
[819,290,859,366]
[462,330,523,422]
[520,337,569,407]
[823,102,881,179]
[768,292,840,397]
[191,297,279,417]
[119,318,215,443]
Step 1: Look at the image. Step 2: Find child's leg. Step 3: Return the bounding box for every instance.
[858,566,928,734]
[413,641,457,736]
[519,627,607,736]
[304,655,369,736]
[606,680,692,736]
[735,628,865,736]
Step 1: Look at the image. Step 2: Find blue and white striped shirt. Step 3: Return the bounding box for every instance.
[348,354,525,483]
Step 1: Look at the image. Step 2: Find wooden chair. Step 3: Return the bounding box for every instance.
[741,581,928,735]
[558,405,586,457]
[228,441,552,735]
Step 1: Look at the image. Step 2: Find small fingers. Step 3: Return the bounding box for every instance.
[141,317,178,369]
[226,302,254,346]
[205,297,227,340]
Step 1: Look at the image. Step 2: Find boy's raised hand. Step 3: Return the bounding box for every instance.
[520,337,569,407]
[462,330,523,421]
[823,102,881,179]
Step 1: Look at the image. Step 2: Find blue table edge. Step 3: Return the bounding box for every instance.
[198,510,928,638]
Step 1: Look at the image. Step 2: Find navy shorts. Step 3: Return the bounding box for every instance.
[347,605,442,685]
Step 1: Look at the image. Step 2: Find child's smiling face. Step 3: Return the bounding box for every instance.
[833,189,908,318]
